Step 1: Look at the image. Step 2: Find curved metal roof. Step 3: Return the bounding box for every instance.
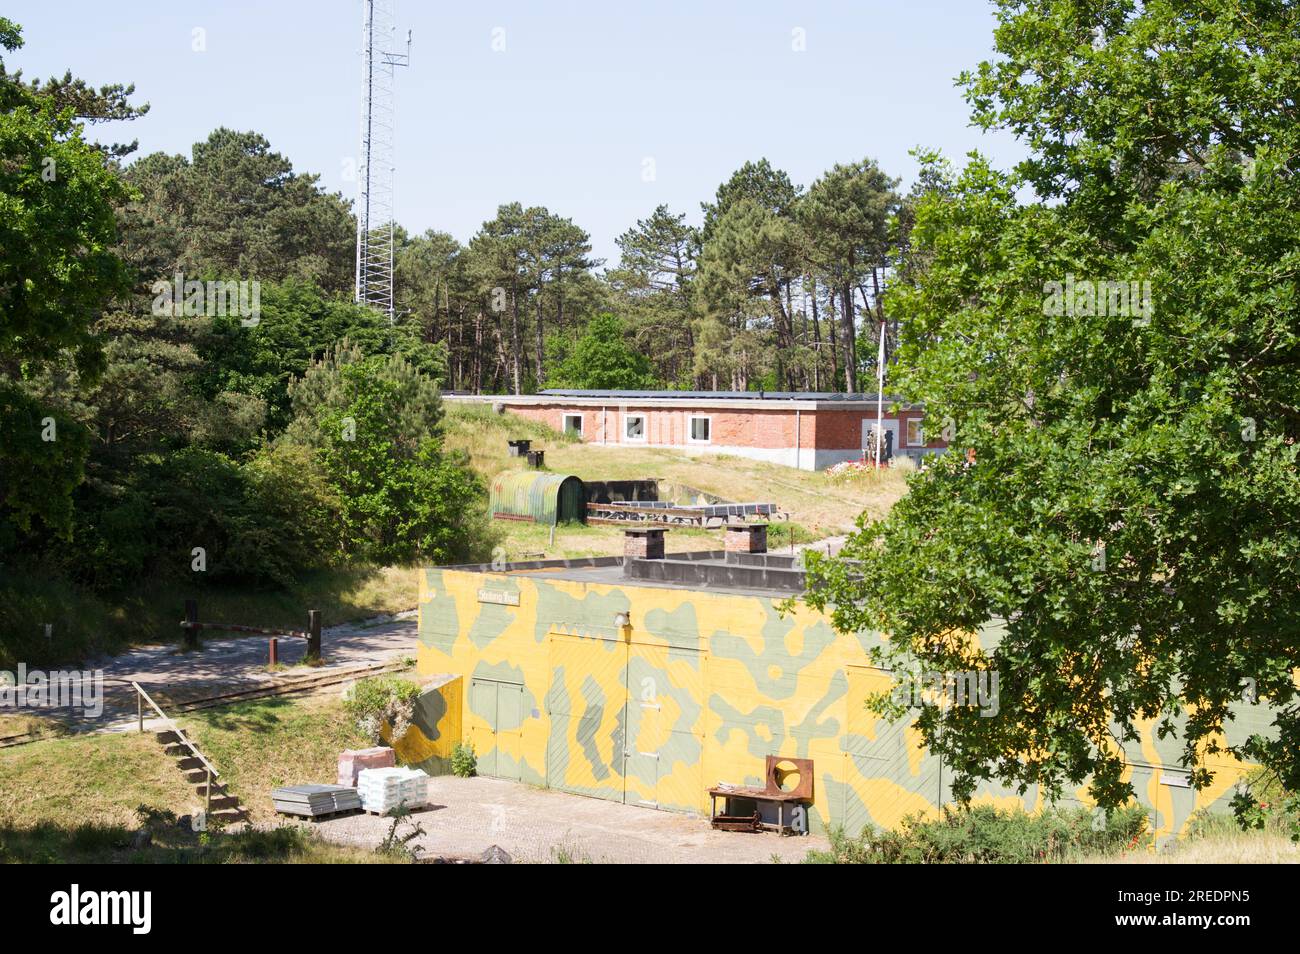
[489,471,586,525]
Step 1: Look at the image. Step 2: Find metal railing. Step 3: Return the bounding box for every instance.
[131,680,221,814]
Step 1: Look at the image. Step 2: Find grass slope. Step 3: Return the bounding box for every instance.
[0,694,395,863]
[444,402,908,560]
[179,694,371,822]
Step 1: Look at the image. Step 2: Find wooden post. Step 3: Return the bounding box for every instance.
[306,610,322,663]
[183,599,198,649]
[268,637,278,667]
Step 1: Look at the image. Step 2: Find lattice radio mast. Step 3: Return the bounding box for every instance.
[355,0,410,321]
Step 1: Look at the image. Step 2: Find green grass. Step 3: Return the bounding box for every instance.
[179,694,372,822]
[0,693,406,863]
[0,730,194,832]
[1,564,418,670]
[0,814,402,864]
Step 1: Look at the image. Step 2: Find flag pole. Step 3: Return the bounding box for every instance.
[874,319,886,467]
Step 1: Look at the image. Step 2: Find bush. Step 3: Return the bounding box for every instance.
[805,803,1149,864]
[343,676,421,746]
[285,348,491,565]
[451,741,477,778]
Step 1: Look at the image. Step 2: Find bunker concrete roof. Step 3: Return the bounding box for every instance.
[441,550,808,599]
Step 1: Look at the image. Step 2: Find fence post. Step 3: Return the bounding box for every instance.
[268,637,278,667]
[306,610,322,663]
[137,689,143,734]
[183,599,198,649]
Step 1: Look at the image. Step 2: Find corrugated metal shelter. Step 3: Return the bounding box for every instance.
[489,471,586,525]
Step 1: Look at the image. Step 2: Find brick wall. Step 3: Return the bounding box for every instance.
[486,401,946,455]
[724,524,767,554]
[624,529,666,560]
[812,407,947,451]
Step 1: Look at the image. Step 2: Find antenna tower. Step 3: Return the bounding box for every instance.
[355,0,410,320]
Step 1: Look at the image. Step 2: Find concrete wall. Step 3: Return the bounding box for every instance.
[416,566,1257,839]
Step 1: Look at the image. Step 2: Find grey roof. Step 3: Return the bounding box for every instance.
[538,389,901,402]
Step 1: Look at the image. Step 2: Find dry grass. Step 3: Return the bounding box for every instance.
[444,404,910,557]
[1081,832,1300,864]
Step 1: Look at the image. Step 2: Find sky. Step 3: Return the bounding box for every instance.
[6,0,1026,265]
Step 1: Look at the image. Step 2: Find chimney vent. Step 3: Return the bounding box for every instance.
[624,528,667,561]
[725,523,768,555]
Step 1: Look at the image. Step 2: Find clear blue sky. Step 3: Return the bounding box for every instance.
[7,0,1024,264]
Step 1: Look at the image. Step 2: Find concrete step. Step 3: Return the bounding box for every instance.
[176,756,205,771]
[205,795,240,811]
[155,730,183,745]
[184,769,213,784]
[194,781,229,797]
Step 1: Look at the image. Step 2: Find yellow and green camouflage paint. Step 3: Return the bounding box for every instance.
[414,565,1265,839]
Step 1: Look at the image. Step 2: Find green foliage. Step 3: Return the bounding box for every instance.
[547,314,653,390]
[451,741,477,778]
[0,47,132,379]
[284,347,487,564]
[343,676,420,745]
[378,803,426,859]
[196,279,444,433]
[606,205,699,387]
[804,0,1300,825]
[0,383,88,552]
[804,804,1149,864]
[120,128,354,296]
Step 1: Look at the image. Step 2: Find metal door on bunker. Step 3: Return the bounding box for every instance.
[545,632,703,810]
[468,677,525,781]
[622,642,703,812]
[840,666,940,835]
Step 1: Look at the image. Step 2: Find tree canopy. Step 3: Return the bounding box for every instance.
[803,0,1300,825]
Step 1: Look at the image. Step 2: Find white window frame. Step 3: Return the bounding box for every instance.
[905,418,924,447]
[562,413,583,438]
[624,413,647,443]
[687,414,712,444]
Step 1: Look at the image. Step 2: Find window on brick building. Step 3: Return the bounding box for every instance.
[906,419,924,446]
[563,413,583,437]
[624,414,645,441]
[689,416,711,442]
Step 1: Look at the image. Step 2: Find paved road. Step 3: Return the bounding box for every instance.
[2,611,419,731]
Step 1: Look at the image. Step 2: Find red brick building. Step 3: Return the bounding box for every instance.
[444,390,948,470]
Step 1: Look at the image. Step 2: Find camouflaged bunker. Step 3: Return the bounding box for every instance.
[409,525,1265,840]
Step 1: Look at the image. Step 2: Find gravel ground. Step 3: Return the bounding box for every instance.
[303,774,828,864]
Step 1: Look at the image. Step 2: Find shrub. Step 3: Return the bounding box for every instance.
[451,741,477,778]
[343,676,421,746]
[805,803,1149,864]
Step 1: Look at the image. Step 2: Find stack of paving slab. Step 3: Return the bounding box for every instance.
[338,746,396,787]
[356,767,429,815]
[272,784,362,819]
